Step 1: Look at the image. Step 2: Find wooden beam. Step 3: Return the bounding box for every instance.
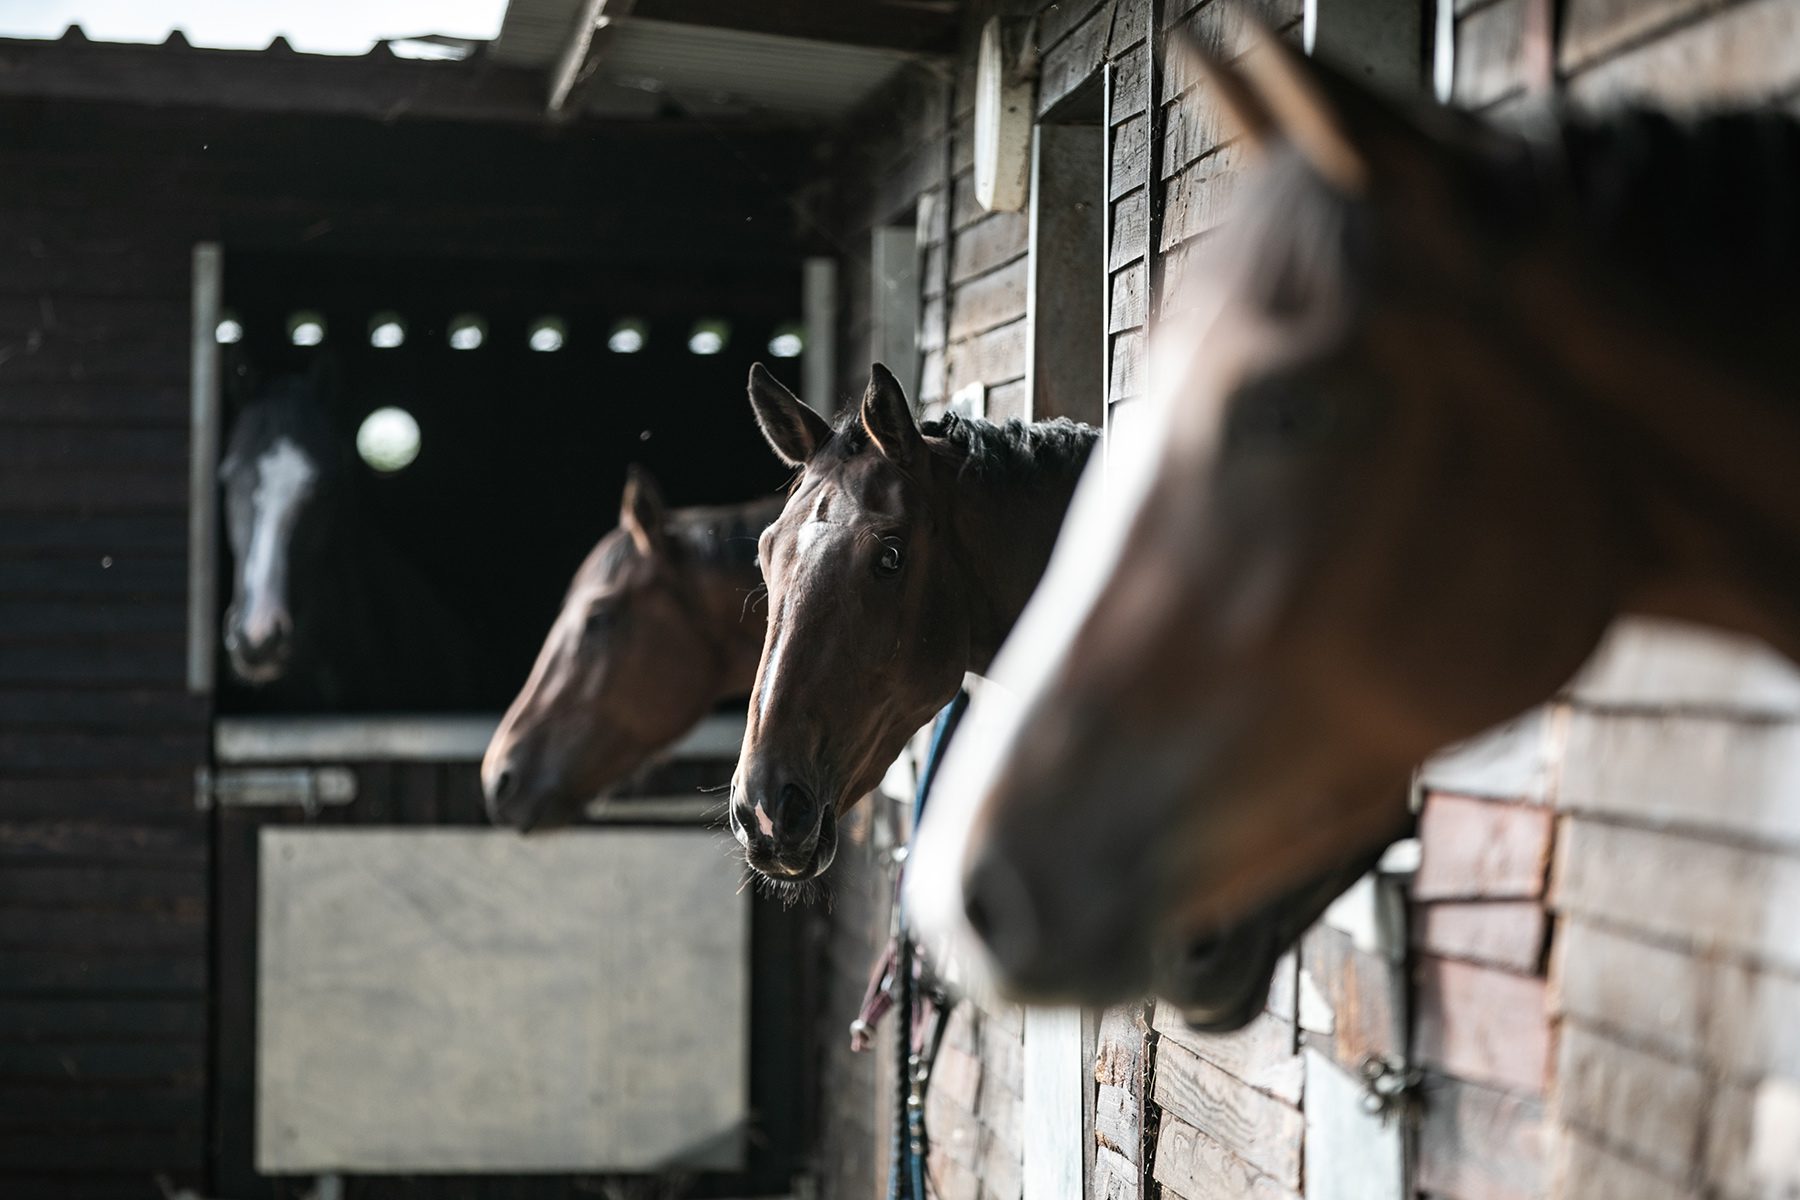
[548,0,637,115]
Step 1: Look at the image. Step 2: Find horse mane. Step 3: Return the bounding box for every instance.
[825,405,1099,488]
[1536,107,1800,301]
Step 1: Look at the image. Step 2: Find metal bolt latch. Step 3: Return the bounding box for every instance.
[1359,1055,1422,1124]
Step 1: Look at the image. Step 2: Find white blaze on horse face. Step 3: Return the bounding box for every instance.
[238,437,318,648]
[906,402,1167,984]
[753,499,834,727]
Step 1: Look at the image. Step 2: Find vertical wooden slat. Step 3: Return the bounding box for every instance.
[185,242,221,696]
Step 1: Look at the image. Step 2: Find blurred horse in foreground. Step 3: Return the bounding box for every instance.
[916,19,1800,1009]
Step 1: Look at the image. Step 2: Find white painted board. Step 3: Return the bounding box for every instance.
[257,828,748,1173]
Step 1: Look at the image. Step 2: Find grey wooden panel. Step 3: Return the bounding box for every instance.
[257,828,748,1173]
[217,711,743,764]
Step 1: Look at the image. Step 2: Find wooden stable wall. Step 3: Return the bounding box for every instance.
[0,92,805,1199]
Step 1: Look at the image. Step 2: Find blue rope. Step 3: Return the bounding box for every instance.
[888,689,971,1200]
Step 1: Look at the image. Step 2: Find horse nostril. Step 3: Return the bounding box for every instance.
[773,782,819,839]
[490,768,516,805]
[963,850,1042,978]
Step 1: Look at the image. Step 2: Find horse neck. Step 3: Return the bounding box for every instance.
[671,496,785,695]
[941,426,1099,670]
[1512,238,1800,660]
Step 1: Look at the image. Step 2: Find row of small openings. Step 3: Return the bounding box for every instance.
[214,311,805,358]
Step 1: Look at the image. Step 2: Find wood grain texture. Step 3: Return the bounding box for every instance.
[1152,1003,1303,1105]
[1152,1038,1303,1186]
[1564,0,1800,106]
[1555,1022,1705,1180]
[1413,955,1551,1096]
[1151,1114,1300,1200]
[1415,1072,1548,1200]
[1551,816,1800,974]
[1413,793,1555,901]
[1551,1128,1690,1200]
[1412,900,1547,973]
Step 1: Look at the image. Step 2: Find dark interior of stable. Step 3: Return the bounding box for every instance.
[218,251,800,710]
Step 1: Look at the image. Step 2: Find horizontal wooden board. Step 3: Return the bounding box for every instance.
[0,1083,203,1126]
[950,213,1030,285]
[1551,816,1800,974]
[1453,0,1529,109]
[1111,114,1150,200]
[1161,0,1305,101]
[1152,1003,1302,1105]
[0,998,205,1042]
[1411,900,1546,973]
[1551,1127,1689,1200]
[1555,1021,1704,1180]
[1152,1038,1302,1187]
[0,468,187,515]
[1109,328,1145,402]
[1414,1072,1547,1200]
[1565,0,1800,106]
[945,318,1027,393]
[1413,955,1550,1096]
[0,907,204,954]
[1109,190,1147,275]
[1151,1114,1299,1200]
[0,1041,203,1084]
[0,774,197,820]
[0,640,186,687]
[1417,709,1555,802]
[1299,923,1401,1069]
[0,381,188,426]
[1550,916,1800,1083]
[1557,710,1800,849]
[0,1130,205,1172]
[1569,618,1800,715]
[1109,262,1147,334]
[1413,793,1554,901]
[1159,145,1244,249]
[0,950,206,995]
[0,821,206,869]
[948,257,1029,341]
[0,730,203,773]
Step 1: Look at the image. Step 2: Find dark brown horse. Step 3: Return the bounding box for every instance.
[483,467,780,830]
[937,21,1800,1005]
[728,364,1098,883]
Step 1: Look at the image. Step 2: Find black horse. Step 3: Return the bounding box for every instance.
[219,358,474,711]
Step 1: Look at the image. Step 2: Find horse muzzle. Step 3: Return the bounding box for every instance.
[732,783,838,880]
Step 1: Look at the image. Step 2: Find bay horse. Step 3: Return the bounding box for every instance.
[482,468,780,831]
[219,359,473,711]
[924,19,1800,1005]
[728,364,1098,884]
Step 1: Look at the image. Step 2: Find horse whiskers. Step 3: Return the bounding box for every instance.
[740,583,769,622]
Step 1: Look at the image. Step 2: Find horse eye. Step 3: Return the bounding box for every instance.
[874,540,904,578]
[584,607,617,636]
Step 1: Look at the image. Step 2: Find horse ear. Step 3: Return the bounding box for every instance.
[1169,13,1369,195]
[860,363,925,467]
[619,465,667,558]
[748,363,830,467]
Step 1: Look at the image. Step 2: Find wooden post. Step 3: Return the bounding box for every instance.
[187,242,222,695]
[1024,1006,1085,1200]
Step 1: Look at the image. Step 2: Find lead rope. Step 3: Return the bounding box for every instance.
[860,690,970,1200]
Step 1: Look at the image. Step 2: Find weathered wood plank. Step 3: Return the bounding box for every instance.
[1413,793,1555,901]
[1109,328,1145,402]
[1555,1021,1704,1180]
[1091,1142,1140,1200]
[950,213,1030,284]
[1413,955,1551,1096]
[1039,0,1109,56]
[1417,709,1555,803]
[1151,1114,1300,1200]
[1551,816,1800,974]
[949,257,1029,341]
[1550,916,1800,1083]
[1151,1038,1303,1186]
[1558,710,1800,849]
[1453,0,1529,110]
[1551,1128,1689,1200]
[1109,187,1148,271]
[1411,900,1547,973]
[1152,1003,1303,1105]
[1299,923,1402,1070]
[946,318,1027,392]
[1565,0,1800,107]
[1109,262,1147,334]
[1159,144,1243,249]
[1415,1072,1548,1200]
[1161,0,1305,100]
[1094,1081,1138,1163]
[1110,114,1150,200]
[1038,0,1109,118]
[1569,618,1800,716]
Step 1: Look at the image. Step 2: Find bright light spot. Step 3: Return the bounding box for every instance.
[769,332,803,358]
[0,2,508,56]
[608,320,646,354]
[370,322,405,349]
[448,315,485,351]
[689,330,724,356]
[290,321,324,347]
[356,407,421,473]
[215,318,243,344]
[529,319,565,353]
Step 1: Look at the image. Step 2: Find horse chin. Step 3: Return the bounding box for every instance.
[228,652,287,687]
[754,807,839,883]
